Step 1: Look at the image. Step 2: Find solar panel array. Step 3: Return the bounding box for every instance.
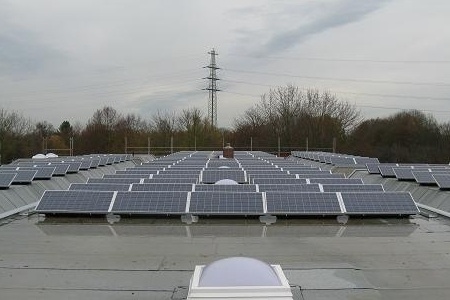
[35,151,419,217]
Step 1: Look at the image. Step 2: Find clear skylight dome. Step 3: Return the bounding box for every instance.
[214,179,238,185]
[46,153,58,158]
[32,154,46,159]
[198,257,282,287]
[218,166,231,169]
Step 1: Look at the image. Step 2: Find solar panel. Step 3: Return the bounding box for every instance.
[378,165,397,177]
[0,173,16,189]
[115,170,157,175]
[103,174,150,179]
[69,183,131,191]
[393,168,416,181]
[154,173,200,178]
[252,178,308,184]
[340,192,419,215]
[79,160,92,170]
[412,171,450,185]
[87,178,142,184]
[194,184,258,192]
[18,167,55,179]
[432,174,450,190]
[257,184,321,192]
[188,192,263,215]
[309,178,363,184]
[65,162,82,173]
[297,173,345,179]
[248,174,295,180]
[354,157,380,165]
[330,157,356,165]
[143,178,198,184]
[321,184,384,192]
[366,163,381,174]
[50,164,70,176]
[201,170,247,183]
[35,190,114,214]
[0,169,38,184]
[265,192,342,215]
[131,183,194,192]
[111,191,188,214]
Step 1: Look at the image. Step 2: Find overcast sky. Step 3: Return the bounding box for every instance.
[1,0,450,128]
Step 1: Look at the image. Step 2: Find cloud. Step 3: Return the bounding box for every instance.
[232,0,389,57]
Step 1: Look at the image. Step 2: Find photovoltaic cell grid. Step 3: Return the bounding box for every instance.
[257,184,321,192]
[19,167,55,179]
[88,178,142,184]
[189,192,263,215]
[194,184,257,192]
[393,168,416,181]
[36,190,114,214]
[103,174,150,179]
[296,173,345,179]
[111,191,188,214]
[252,178,308,185]
[413,171,450,185]
[432,174,450,190]
[131,183,194,192]
[201,170,247,183]
[0,170,37,184]
[69,183,131,191]
[379,165,397,177]
[265,192,342,215]
[322,184,384,192]
[340,192,419,215]
[143,178,198,184]
[0,173,16,188]
[309,178,363,184]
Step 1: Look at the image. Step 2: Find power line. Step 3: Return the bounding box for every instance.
[225,53,450,64]
[221,79,450,101]
[222,68,450,87]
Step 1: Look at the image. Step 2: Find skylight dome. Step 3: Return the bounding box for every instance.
[214,179,238,185]
[199,257,281,287]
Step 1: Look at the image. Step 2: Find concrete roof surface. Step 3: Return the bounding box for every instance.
[1,214,449,300]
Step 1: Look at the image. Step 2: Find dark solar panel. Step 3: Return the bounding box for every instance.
[252,178,308,184]
[189,192,263,215]
[379,165,397,177]
[296,173,345,179]
[69,183,131,191]
[87,178,142,184]
[18,167,55,179]
[35,190,114,214]
[258,184,321,192]
[432,174,450,190]
[50,164,70,176]
[322,184,384,192]
[0,173,16,188]
[194,184,258,192]
[131,183,194,192]
[309,178,363,184]
[115,170,157,175]
[340,192,419,215]
[330,157,356,165]
[201,170,247,183]
[366,163,381,174]
[393,168,416,181]
[265,192,342,215]
[143,178,198,184]
[79,160,92,170]
[354,157,380,165]
[111,191,188,214]
[103,174,150,179]
[412,171,450,185]
[65,162,82,173]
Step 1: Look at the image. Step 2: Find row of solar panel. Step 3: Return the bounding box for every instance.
[68,182,385,192]
[35,190,418,216]
[291,151,380,166]
[366,163,450,189]
[0,154,132,188]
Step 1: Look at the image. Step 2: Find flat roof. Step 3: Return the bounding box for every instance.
[1,214,450,299]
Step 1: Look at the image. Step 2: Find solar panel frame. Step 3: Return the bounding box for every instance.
[188,192,264,215]
[143,178,199,184]
[18,167,55,179]
[340,192,419,215]
[393,168,416,181]
[413,170,450,185]
[378,165,397,177]
[103,174,150,179]
[111,191,188,215]
[265,192,342,215]
[0,173,16,188]
[35,190,114,214]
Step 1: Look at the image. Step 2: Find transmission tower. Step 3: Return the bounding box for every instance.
[204,48,220,127]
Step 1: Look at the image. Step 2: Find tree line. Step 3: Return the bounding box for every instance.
[1,85,450,163]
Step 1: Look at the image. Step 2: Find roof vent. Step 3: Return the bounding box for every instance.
[187,257,293,299]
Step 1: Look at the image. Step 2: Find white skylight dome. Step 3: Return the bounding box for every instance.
[46,153,58,158]
[32,154,46,159]
[218,166,230,169]
[214,179,238,185]
[199,257,281,287]
[187,257,293,300]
